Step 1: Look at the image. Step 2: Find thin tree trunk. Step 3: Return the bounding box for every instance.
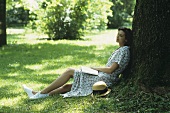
[0,0,7,47]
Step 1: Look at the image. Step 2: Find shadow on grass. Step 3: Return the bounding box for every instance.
[0,42,117,112]
[0,43,116,82]
[0,85,21,99]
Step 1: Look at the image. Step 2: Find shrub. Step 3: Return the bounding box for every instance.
[35,0,112,40]
[107,0,135,28]
[6,6,29,27]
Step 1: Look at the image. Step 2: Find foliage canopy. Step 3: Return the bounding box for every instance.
[6,0,136,39]
[34,0,112,40]
[108,0,135,28]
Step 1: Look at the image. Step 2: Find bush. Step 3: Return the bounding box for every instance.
[35,0,112,40]
[6,6,29,27]
[107,0,135,28]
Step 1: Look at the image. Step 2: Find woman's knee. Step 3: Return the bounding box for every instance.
[66,68,75,76]
[62,84,72,92]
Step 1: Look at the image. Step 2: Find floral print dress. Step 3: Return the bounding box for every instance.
[60,46,130,98]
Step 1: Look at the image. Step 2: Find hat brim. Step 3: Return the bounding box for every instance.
[91,88,111,97]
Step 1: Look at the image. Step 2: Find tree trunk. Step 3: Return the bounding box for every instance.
[130,0,170,88]
[0,0,7,47]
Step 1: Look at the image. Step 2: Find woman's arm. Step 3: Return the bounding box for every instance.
[91,62,119,74]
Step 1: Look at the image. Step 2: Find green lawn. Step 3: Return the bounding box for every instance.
[0,28,120,113]
[1,28,169,113]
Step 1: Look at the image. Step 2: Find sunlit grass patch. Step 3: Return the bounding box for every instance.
[0,28,119,113]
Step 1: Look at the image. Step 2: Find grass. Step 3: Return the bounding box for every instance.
[1,28,169,113]
[0,28,119,113]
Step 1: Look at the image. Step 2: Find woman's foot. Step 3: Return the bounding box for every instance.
[22,84,34,98]
[30,92,49,100]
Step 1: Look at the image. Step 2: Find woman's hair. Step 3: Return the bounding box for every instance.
[118,27,133,46]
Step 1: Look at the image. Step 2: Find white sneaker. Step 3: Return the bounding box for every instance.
[22,84,34,98]
[30,92,49,100]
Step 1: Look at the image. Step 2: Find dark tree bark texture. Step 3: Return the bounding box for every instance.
[0,0,7,47]
[130,0,170,87]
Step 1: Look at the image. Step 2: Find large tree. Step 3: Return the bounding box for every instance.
[129,0,170,88]
[0,0,7,47]
[110,1,170,112]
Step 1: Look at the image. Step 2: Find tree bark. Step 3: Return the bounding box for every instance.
[129,0,170,88]
[0,0,7,47]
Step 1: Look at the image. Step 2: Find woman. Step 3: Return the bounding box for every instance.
[23,27,132,99]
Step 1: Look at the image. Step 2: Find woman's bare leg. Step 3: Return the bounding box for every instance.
[48,84,72,96]
[40,68,75,94]
[32,84,72,96]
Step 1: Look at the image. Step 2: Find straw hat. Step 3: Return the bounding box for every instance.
[92,81,111,97]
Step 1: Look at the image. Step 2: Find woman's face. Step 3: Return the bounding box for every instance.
[116,30,126,46]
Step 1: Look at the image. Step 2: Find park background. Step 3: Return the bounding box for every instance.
[0,0,170,112]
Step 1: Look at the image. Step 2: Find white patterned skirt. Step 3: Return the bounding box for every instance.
[60,69,112,98]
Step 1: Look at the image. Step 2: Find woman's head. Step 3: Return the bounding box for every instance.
[116,27,132,46]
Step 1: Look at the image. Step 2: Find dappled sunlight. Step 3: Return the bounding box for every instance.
[0,28,120,112]
[8,63,20,68]
[31,101,51,111]
[60,55,74,62]
[23,63,60,76]
[0,97,22,108]
[24,64,44,71]
[8,72,19,77]
[35,69,58,75]
[0,83,26,110]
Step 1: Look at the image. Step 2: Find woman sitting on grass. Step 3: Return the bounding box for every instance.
[23,27,132,99]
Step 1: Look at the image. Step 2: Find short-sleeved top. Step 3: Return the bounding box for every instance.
[61,46,130,98]
[98,46,130,86]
